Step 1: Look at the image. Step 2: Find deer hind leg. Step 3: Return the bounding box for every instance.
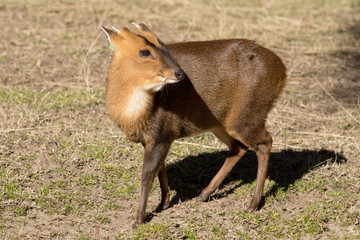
[228,126,272,211]
[199,128,248,201]
[248,130,272,211]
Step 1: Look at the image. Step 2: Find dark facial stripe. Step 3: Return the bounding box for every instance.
[136,34,181,70]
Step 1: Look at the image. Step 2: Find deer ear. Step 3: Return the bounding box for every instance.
[102,26,122,52]
[132,22,149,32]
[132,22,163,48]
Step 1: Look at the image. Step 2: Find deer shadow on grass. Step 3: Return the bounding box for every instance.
[165,148,347,208]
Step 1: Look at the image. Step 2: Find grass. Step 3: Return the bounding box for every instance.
[0,88,105,113]
[133,223,170,240]
[0,0,359,238]
[182,225,198,239]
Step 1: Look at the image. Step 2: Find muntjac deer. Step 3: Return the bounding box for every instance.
[102,23,287,227]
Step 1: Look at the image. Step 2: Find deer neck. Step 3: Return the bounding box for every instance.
[106,84,155,142]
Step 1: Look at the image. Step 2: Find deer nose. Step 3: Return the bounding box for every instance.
[175,69,185,80]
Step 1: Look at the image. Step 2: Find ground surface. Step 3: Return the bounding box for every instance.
[0,0,359,239]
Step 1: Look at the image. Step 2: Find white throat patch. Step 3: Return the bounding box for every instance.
[123,88,151,118]
[122,77,179,117]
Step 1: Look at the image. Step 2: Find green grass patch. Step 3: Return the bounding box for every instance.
[0,87,105,112]
[291,173,329,192]
[34,189,88,215]
[106,183,136,200]
[3,182,21,199]
[212,226,225,239]
[0,169,13,180]
[99,163,127,179]
[95,215,110,224]
[133,223,170,240]
[78,174,99,186]
[14,205,28,216]
[83,141,113,160]
[104,200,122,210]
[181,225,198,239]
[236,230,251,240]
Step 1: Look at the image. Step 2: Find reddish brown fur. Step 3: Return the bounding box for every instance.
[102,24,287,227]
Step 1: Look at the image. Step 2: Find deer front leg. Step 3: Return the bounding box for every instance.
[156,163,170,212]
[134,141,171,227]
[199,140,248,201]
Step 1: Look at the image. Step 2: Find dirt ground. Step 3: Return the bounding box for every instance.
[0,0,359,239]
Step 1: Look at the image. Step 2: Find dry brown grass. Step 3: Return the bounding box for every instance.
[0,0,359,239]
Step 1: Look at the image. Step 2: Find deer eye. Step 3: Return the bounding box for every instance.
[139,49,152,58]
